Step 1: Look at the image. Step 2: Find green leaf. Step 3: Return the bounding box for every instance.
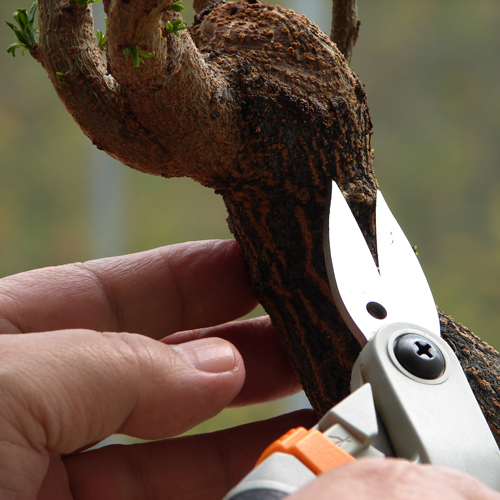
[13,10,28,31]
[9,27,29,47]
[6,41,24,56]
[123,45,155,68]
[131,50,140,67]
[5,2,38,55]
[56,71,65,80]
[71,0,101,5]
[6,21,25,43]
[164,18,187,36]
[95,17,107,47]
[28,2,37,25]
[171,1,185,13]
[96,29,107,47]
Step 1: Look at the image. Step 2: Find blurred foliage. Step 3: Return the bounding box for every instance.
[1,0,500,443]
[348,2,500,350]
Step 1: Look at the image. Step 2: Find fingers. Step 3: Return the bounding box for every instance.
[288,459,500,500]
[0,240,257,337]
[166,316,303,407]
[0,330,245,497]
[60,409,318,500]
[61,442,500,500]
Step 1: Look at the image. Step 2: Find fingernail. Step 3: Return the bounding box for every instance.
[171,338,237,373]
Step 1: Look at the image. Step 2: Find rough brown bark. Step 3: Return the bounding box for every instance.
[191,3,376,412]
[28,0,500,444]
[33,0,241,180]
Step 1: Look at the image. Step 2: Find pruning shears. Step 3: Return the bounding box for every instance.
[224,181,500,499]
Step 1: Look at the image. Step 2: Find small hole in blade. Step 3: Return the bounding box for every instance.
[366,301,387,320]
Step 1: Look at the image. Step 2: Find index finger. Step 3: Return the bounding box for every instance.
[0,240,257,337]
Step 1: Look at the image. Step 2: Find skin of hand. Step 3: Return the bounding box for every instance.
[0,239,497,500]
[289,458,500,500]
[0,239,314,499]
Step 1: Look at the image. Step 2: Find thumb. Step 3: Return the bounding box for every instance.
[0,330,245,455]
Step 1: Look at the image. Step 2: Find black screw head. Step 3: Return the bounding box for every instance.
[393,334,445,380]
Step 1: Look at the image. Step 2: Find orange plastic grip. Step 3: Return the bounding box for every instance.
[256,427,355,475]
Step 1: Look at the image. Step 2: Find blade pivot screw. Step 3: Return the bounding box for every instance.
[393,334,445,380]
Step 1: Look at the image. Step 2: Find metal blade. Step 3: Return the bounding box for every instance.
[375,192,440,337]
[325,181,388,346]
[325,181,440,347]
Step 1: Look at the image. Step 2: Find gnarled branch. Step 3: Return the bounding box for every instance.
[26,0,500,445]
[34,0,240,181]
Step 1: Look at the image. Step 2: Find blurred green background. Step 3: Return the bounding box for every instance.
[1,0,499,437]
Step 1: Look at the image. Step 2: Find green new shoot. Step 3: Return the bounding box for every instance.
[165,19,187,36]
[96,18,108,47]
[71,0,101,6]
[123,46,155,68]
[172,1,185,13]
[5,2,38,56]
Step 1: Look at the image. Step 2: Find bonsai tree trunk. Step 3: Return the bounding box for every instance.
[22,0,500,443]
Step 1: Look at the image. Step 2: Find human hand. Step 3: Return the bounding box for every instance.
[0,239,315,500]
[289,458,500,500]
